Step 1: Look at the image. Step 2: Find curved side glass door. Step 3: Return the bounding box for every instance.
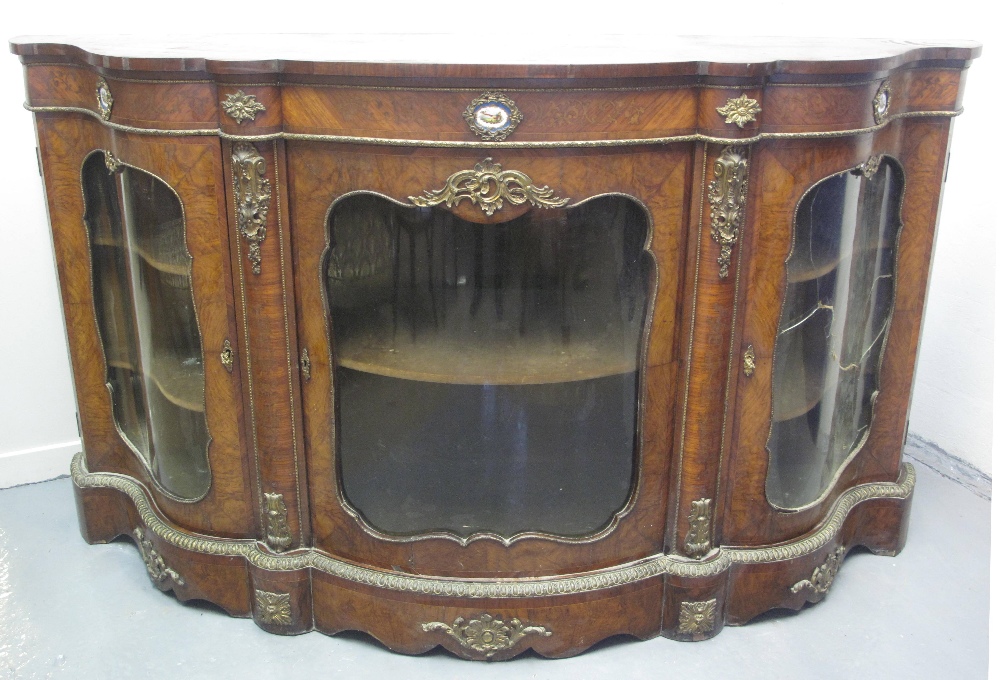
[82,152,209,500]
[766,158,903,509]
[325,194,652,540]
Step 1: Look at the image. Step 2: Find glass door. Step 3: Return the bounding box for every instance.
[325,194,652,540]
[82,151,210,500]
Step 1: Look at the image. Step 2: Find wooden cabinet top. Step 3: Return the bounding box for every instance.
[10,35,980,79]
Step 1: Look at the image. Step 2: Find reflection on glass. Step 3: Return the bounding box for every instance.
[82,153,209,499]
[327,195,651,538]
[766,159,903,508]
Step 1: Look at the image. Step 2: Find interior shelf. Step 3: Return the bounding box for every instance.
[148,350,205,412]
[130,218,192,276]
[335,319,637,385]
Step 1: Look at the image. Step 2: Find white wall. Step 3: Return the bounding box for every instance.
[1,3,994,487]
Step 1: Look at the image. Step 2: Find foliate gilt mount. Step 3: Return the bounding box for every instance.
[409,158,570,217]
[264,492,292,552]
[255,589,293,626]
[708,146,749,278]
[222,90,266,124]
[716,94,761,128]
[232,142,271,275]
[678,599,717,635]
[791,546,847,601]
[134,528,184,587]
[684,498,713,558]
[421,614,551,658]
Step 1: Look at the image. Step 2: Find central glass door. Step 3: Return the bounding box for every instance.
[325,194,652,540]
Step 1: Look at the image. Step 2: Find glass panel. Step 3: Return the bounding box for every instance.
[766,159,903,508]
[83,154,149,456]
[81,153,209,499]
[327,195,651,538]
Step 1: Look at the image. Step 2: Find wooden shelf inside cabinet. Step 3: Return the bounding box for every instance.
[335,321,637,385]
[148,350,205,412]
[130,218,192,276]
[786,238,893,284]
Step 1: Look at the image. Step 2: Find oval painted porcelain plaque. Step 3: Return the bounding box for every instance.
[463,92,523,141]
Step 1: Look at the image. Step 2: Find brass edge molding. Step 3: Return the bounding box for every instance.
[232,142,271,275]
[409,157,569,216]
[678,599,717,635]
[683,498,712,558]
[222,90,266,124]
[71,454,915,596]
[23,102,963,146]
[255,589,293,625]
[421,614,551,657]
[708,146,749,278]
[264,492,292,552]
[716,94,762,128]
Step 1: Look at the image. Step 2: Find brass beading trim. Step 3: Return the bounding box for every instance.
[24,102,962,147]
[71,453,915,597]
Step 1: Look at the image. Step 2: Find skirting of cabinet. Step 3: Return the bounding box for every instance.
[71,452,915,659]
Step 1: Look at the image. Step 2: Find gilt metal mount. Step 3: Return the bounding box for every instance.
[409,158,569,217]
[222,90,266,124]
[232,142,271,275]
[708,146,749,278]
[716,94,761,128]
[421,614,551,658]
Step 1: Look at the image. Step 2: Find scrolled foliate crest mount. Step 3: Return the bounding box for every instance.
[409,157,569,217]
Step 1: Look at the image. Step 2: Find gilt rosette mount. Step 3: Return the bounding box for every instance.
[222,90,266,124]
[421,614,552,658]
[409,158,570,216]
[463,92,523,141]
[716,94,762,128]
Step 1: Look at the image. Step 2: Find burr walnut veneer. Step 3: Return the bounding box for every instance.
[11,35,979,659]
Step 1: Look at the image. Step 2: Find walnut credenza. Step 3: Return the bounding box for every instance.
[12,36,979,659]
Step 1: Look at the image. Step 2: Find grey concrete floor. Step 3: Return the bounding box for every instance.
[0,464,989,679]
